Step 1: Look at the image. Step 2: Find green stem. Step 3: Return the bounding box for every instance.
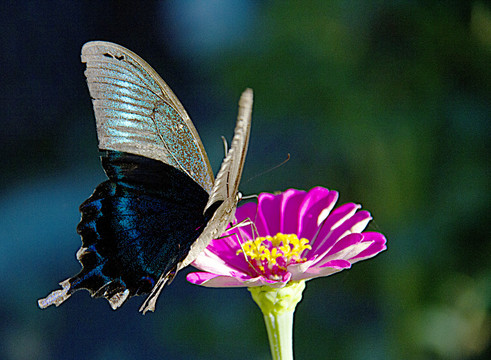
[249,281,306,360]
[262,309,294,360]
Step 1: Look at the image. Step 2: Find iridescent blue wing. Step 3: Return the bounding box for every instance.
[38,151,210,310]
[81,41,214,193]
[140,89,253,313]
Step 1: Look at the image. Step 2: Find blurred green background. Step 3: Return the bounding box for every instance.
[1,1,489,359]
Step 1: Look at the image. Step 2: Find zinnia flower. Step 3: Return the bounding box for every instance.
[187,186,386,360]
[187,186,386,288]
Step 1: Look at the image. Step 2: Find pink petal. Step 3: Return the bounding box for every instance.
[252,193,274,236]
[310,206,370,256]
[186,272,248,287]
[186,271,220,285]
[192,238,249,275]
[319,259,352,269]
[292,259,350,281]
[205,235,240,258]
[319,241,371,265]
[186,271,289,288]
[297,187,339,241]
[308,203,360,254]
[318,237,373,266]
[287,258,317,277]
[337,209,371,234]
[320,202,361,230]
[234,201,258,223]
[349,232,387,262]
[316,191,339,224]
[256,192,284,236]
[349,211,372,233]
[326,233,364,257]
[279,189,306,235]
[227,201,258,240]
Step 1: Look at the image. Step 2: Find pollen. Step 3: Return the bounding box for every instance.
[237,233,311,280]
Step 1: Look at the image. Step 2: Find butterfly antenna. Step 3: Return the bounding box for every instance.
[244,153,290,184]
[240,193,258,201]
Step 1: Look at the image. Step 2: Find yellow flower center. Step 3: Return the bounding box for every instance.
[237,233,311,280]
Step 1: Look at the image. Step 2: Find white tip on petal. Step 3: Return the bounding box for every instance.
[351,217,371,233]
[317,208,331,226]
[287,258,316,277]
[332,205,361,230]
[321,241,373,265]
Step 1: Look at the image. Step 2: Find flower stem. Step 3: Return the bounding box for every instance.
[249,281,306,360]
[262,309,294,360]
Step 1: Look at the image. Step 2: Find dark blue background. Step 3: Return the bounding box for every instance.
[1,1,489,359]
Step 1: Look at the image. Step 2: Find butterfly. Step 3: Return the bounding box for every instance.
[38,41,252,314]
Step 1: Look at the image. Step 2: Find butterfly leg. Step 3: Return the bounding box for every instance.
[222,217,254,233]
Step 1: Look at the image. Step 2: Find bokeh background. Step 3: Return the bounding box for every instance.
[1,1,490,359]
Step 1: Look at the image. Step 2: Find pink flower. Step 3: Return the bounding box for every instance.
[187,187,387,288]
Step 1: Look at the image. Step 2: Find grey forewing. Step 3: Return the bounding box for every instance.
[187,88,253,259]
[204,88,253,213]
[81,41,214,193]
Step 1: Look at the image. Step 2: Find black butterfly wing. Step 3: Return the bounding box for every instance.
[38,151,210,309]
